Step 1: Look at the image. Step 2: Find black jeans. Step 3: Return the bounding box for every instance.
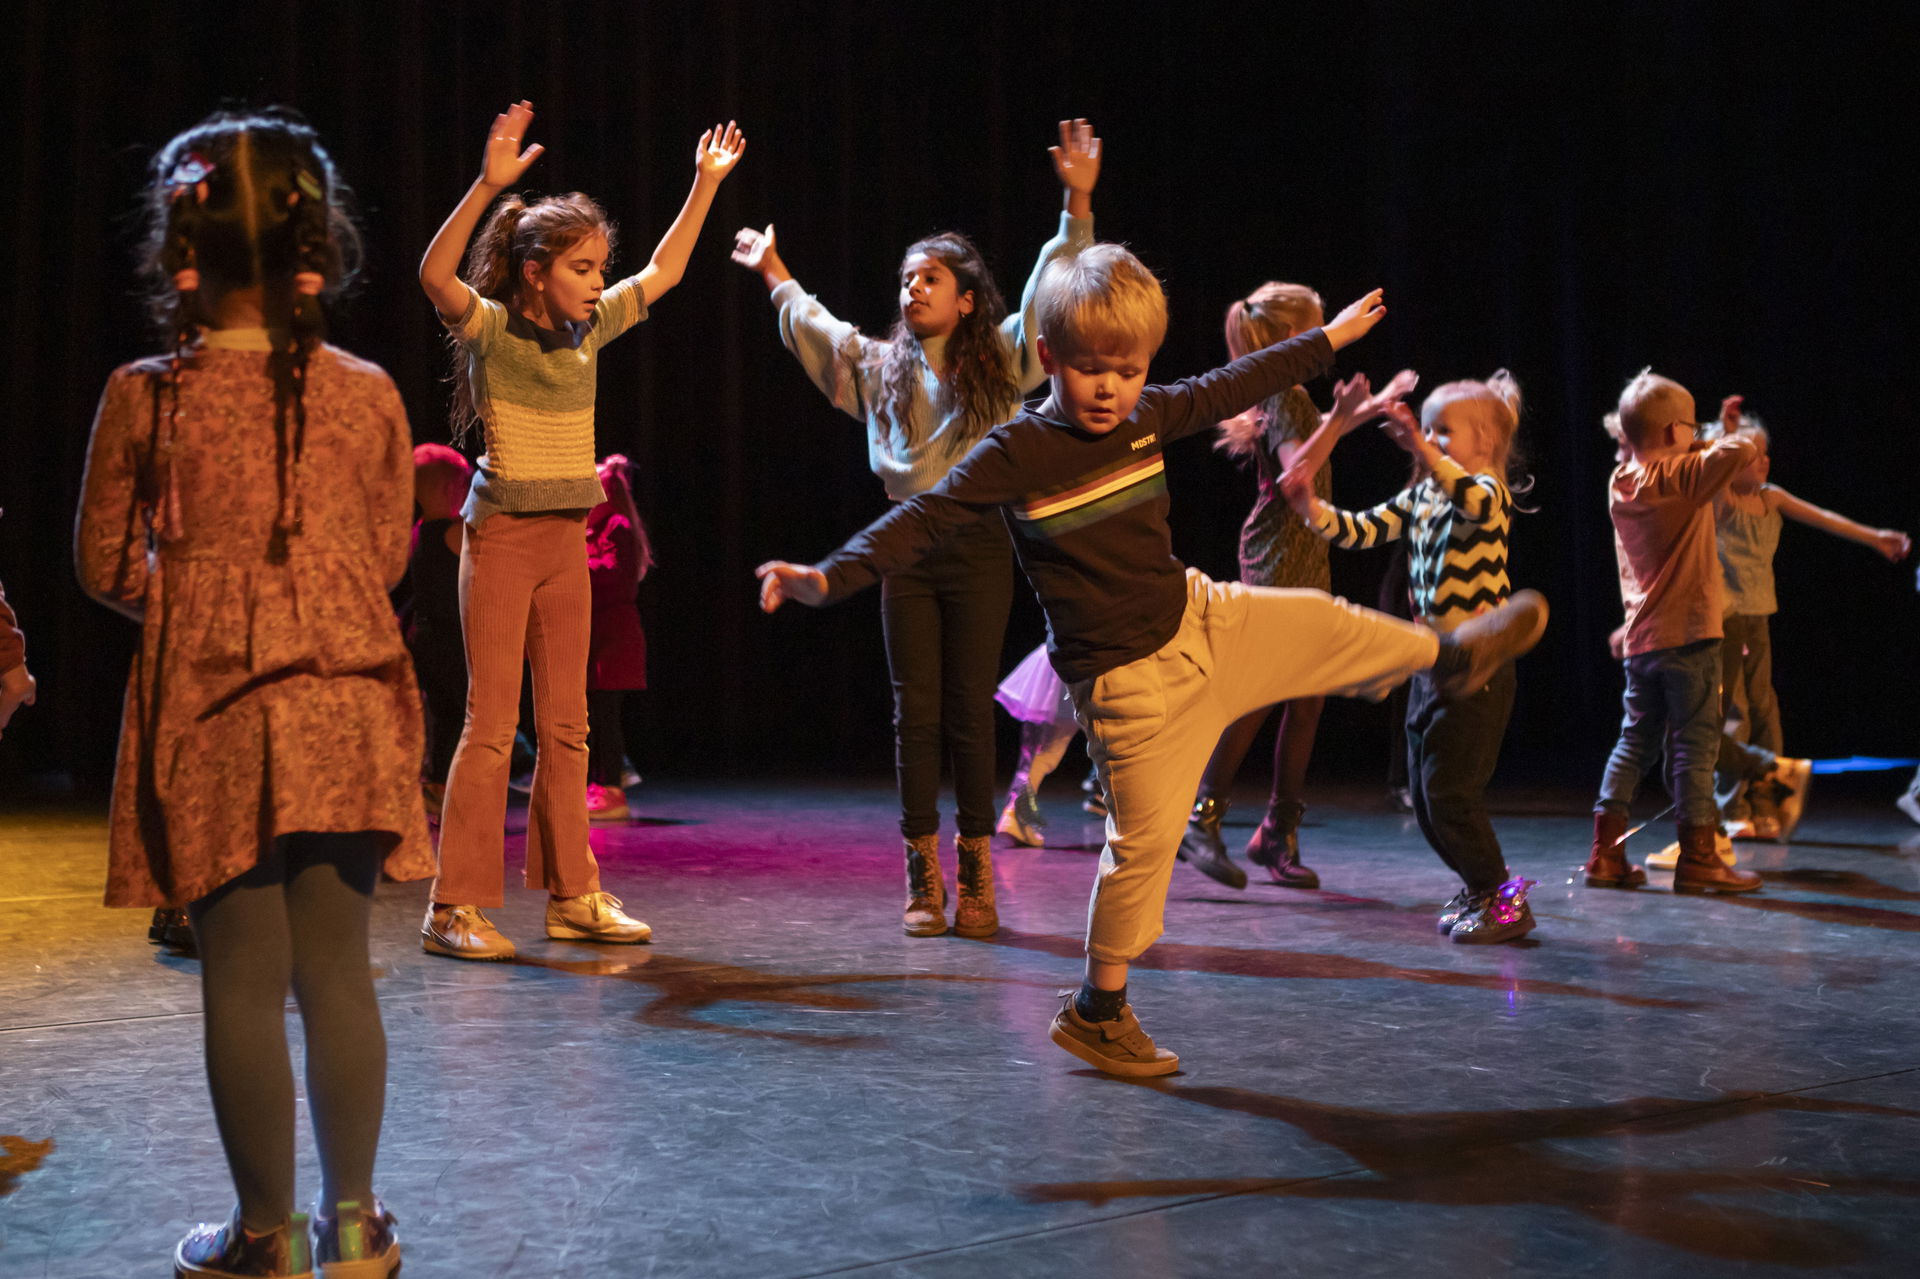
[880,515,1014,840]
[1405,663,1515,894]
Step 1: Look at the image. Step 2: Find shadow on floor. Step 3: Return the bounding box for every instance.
[1018,1083,1920,1265]
[512,950,1035,1048]
[982,928,1701,1009]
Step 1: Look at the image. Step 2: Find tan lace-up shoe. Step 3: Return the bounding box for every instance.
[952,834,999,938]
[421,904,516,961]
[903,834,947,936]
[546,891,652,943]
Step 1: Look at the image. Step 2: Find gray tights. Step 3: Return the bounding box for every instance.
[187,833,387,1230]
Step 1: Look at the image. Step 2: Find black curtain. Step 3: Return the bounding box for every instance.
[3,1,1915,793]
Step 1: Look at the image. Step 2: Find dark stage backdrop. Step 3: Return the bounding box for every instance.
[3,2,1915,794]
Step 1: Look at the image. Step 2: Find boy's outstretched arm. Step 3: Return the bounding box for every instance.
[1157,290,1387,444]
[638,123,747,305]
[420,100,546,322]
[1770,487,1913,561]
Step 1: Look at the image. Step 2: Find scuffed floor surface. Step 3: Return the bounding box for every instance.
[4,776,1919,1277]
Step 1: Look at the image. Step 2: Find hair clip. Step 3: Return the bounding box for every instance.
[167,151,215,204]
[295,169,324,202]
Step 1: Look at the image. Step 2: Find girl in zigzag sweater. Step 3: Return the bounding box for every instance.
[1282,372,1538,944]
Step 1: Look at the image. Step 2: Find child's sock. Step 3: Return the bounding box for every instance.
[1075,982,1127,1023]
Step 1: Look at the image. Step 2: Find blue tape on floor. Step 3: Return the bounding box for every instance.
[1809,756,1920,775]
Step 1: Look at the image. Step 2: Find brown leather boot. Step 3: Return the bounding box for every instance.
[1673,822,1762,893]
[902,834,947,936]
[952,834,1000,938]
[1583,810,1646,888]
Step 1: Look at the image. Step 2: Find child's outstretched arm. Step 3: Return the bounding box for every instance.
[1769,486,1913,561]
[1003,120,1102,390]
[420,101,547,322]
[636,123,746,305]
[1049,117,1101,222]
[732,222,873,419]
[1374,401,1506,523]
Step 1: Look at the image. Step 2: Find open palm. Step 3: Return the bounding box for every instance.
[481,100,546,188]
[697,122,747,181]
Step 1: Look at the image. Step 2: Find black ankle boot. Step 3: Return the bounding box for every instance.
[1176,797,1246,889]
[1245,800,1318,888]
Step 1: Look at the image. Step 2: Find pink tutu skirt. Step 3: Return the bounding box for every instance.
[995,644,1078,726]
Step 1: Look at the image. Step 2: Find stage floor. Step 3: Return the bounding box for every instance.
[4,776,1919,1277]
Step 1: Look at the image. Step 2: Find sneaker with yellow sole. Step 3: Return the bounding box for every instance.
[546,891,651,943]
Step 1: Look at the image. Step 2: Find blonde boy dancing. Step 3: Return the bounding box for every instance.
[757,247,1545,1075]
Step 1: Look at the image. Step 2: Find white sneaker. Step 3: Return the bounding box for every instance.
[546,891,651,943]
[1898,780,1920,826]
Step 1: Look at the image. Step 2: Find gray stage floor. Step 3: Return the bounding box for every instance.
[3,776,1919,1277]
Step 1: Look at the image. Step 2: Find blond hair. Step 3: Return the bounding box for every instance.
[1614,367,1692,449]
[1216,281,1324,458]
[1421,371,1524,475]
[1036,243,1168,358]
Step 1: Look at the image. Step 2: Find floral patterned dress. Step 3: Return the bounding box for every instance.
[1237,386,1332,591]
[76,336,434,907]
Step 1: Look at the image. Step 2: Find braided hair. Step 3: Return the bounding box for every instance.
[875,233,1017,450]
[138,108,362,548]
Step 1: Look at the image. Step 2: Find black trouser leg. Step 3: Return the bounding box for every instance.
[586,689,627,788]
[1405,665,1516,894]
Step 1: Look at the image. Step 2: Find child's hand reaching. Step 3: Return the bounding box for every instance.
[1049,118,1102,198]
[1323,289,1386,350]
[756,561,828,612]
[1328,373,1376,432]
[696,122,747,183]
[1720,394,1745,435]
[732,223,775,270]
[1379,401,1443,472]
[1354,368,1419,423]
[480,100,546,190]
[1873,529,1913,562]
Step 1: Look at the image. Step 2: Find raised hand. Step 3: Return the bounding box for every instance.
[731,223,776,271]
[1720,394,1745,434]
[755,560,828,613]
[1049,118,1102,196]
[1329,373,1375,428]
[696,121,747,183]
[480,100,546,189]
[1354,368,1419,423]
[1324,289,1387,350]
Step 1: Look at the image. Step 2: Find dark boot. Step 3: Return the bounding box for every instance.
[1245,799,1319,888]
[952,834,1000,938]
[1583,811,1646,888]
[902,834,948,936]
[1673,822,1762,894]
[1177,797,1247,889]
[148,907,197,956]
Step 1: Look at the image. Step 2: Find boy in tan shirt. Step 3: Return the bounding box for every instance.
[1585,370,1763,893]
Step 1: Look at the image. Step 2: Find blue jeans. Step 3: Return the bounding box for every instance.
[1596,639,1722,826]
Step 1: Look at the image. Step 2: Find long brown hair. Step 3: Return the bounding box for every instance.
[875,233,1017,448]
[448,191,617,442]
